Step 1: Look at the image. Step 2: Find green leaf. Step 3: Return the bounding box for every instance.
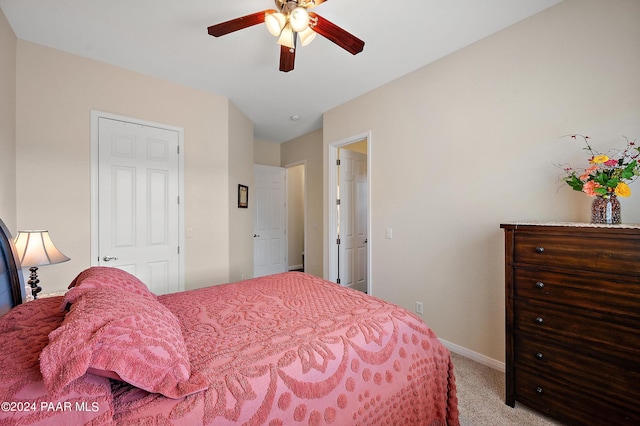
[565,175,583,191]
[605,177,619,188]
[621,160,637,179]
[594,173,608,185]
[594,187,608,195]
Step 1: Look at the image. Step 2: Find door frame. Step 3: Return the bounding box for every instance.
[284,160,307,272]
[328,131,372,294]
[90,110,185,290]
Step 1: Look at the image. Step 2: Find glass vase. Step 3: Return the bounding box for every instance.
[591,194,621,224]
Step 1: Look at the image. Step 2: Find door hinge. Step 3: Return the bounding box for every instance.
[177,145,180,154]
[177,246,180,254]
[336,238,341,245]
[177,196,180,204]
[336,159,341,166]
[336,199,340,205]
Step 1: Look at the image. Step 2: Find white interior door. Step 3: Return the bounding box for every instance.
[338,149,368,292]
[254,165,286,277]
[96,116,182,294]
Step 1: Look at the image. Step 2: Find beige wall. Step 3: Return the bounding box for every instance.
[228,102,254,282]
[254,139,280,166]
[15,40,237,293]
[0,10,16,231]
[281,128,323,276]
[323,0,640,363]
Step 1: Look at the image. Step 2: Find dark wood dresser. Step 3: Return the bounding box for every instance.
[501,223,640,425]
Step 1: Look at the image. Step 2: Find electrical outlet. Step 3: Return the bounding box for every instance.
[415,301,423,314]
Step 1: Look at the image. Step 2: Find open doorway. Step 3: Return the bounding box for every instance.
[328,132,371,294]
[253,165,286,278]
[286,163,306,272]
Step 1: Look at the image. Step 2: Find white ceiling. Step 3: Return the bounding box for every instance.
[0,0,561,143]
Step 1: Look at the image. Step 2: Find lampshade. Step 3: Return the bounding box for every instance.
[289,7,310,32]
[298,26,317,46]
[277,24,296,49]
[265,12,286,37]
[267,5,316,49]
[14,230,70,267]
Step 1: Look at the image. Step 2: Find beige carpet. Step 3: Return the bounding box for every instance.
[450,352,563,426]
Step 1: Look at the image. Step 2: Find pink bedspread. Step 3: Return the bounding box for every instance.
[0,272,459,425]
[0,297,114,425]
[114,273,459,425]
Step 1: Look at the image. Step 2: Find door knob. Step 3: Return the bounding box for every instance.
[102,256,118,262]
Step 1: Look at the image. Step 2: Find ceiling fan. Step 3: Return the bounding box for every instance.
[207,0,365,72]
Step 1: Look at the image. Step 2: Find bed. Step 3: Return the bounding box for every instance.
[0,218,459,425]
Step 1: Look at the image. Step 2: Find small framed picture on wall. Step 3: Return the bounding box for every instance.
[238,184,248,208]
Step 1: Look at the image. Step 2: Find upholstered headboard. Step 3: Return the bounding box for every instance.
[0,219,25,316]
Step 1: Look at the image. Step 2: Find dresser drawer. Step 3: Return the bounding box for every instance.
[514,334,640,409]
[514,232,640,277]
[515,367,640,425]
[514,298,640,363]
[514,268,640,319]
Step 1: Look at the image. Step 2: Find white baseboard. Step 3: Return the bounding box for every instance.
[439,339,505,372]
[288,264,303,271]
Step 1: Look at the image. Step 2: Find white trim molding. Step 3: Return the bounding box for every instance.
[440,339,506,372]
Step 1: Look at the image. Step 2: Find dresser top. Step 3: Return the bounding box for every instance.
[501,221,640,230]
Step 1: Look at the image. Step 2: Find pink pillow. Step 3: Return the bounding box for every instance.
[67,266,156,301]
[40,287,207,399]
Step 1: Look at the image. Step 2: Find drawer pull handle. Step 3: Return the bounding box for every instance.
[535,316,544,325]
[535,352,544,360]
[536,387,544,395]
[535,281,545,289]
[534,246,545,253]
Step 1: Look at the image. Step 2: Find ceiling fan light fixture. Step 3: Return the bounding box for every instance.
[207,0,365,72]
[277,24,295,49]
[298,26,316,46]
[265,12,286,36]
[289,6,310,32]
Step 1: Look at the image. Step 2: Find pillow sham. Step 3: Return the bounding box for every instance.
[66,266,157,302]
[40,286,208,399]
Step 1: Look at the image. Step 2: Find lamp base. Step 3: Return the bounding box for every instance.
[28,266,42,299]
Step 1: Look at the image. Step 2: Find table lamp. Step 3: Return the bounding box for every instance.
[13,230,70,299]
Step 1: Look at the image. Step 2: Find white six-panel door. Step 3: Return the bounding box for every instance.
[253,165,286,277]
[96,116,181,294]
[338,149,368,292]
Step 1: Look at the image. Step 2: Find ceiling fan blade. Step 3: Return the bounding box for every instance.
[208,10,275,37]
[279,45,296,72]
[308,13,364,55]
